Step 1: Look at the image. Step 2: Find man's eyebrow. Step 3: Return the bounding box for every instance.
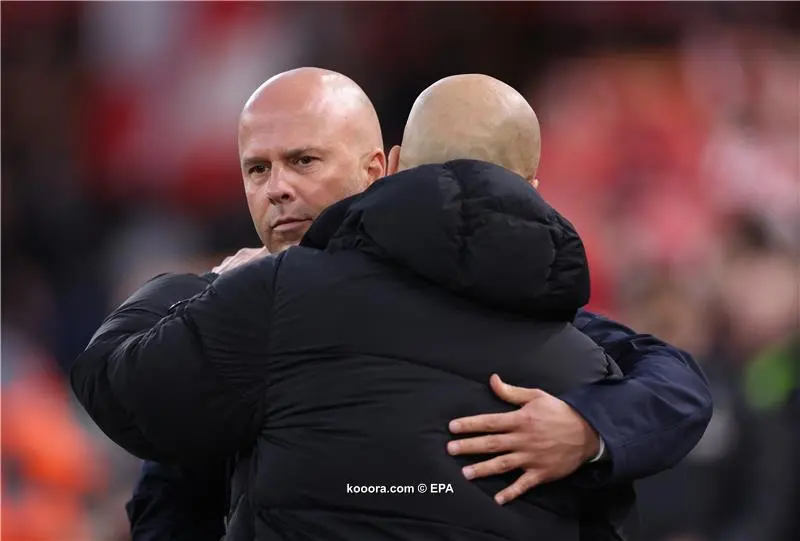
[241,148,325,168]
[283,147,325,160]
[241,156,266,169]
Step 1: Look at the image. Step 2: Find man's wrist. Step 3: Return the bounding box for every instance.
[570,404,603,463]
[587,435,606,463]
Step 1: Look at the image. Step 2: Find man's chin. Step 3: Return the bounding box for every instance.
[268,234,306,254]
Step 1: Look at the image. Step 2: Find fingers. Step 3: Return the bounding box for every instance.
[493,471,543,505]
[461,452,526,481]
[214,247,270,274]
[248,247,270,260]
[449,410,521,434]
[447,434,522,456]
[212,256,234,274]
[489,374,543,406]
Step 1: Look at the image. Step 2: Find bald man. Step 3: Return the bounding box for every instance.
[238,68,385,254]
[390,74,542,182]
[75,70,711,541]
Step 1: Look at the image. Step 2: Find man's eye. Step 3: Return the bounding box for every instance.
[295,156,317,166]
[248,164,267,175]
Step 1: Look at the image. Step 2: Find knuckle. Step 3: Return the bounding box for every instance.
[519,408,537,428]
[498,457,513,472]
[486,437,499,452]
[524,472,541,488]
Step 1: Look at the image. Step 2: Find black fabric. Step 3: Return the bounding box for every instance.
[73,160,630,541]
[307,160,590,321]
[126,460,227,541]
[69,272,215,459]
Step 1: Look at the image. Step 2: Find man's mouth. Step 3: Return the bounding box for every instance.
[273,219,311,232]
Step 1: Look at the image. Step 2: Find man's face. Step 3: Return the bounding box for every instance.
[239,107,384,253]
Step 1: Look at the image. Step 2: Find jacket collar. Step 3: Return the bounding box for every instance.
[300,193,362,250]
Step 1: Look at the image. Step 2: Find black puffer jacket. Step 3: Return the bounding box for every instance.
[72,160,623,541]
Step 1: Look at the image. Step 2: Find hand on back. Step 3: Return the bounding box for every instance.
[448,374,600,505]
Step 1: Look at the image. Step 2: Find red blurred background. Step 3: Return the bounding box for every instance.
[2,3,798,540]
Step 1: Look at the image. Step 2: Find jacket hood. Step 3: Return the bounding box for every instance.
[302,159,589,319]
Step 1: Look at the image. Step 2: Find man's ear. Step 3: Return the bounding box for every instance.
[365,148,387,185]
[387,145,402,176]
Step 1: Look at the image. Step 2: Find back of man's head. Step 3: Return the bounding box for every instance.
[388,74,541,183]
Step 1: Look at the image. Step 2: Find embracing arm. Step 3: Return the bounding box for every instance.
[447,310,713,503]
[70,254,281,467]
[561,309,714,484]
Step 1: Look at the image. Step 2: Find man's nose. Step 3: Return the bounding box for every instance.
[266,166,296,205]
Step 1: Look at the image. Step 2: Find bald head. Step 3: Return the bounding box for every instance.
[240,67,382,151]
[392,74,541,181]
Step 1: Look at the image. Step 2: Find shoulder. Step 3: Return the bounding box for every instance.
[573,309,602,329]
[545,322,607,359]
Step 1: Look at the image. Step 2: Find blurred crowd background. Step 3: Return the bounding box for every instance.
[2,2,798,541]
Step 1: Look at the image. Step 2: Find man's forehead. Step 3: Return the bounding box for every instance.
[240,105,324,133]
[239,109,341,151]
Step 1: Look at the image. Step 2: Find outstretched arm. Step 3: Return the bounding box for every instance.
[71,251,280,467]
[106,249,270,541]
[563,309,713,483]
[448,309,713,503]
